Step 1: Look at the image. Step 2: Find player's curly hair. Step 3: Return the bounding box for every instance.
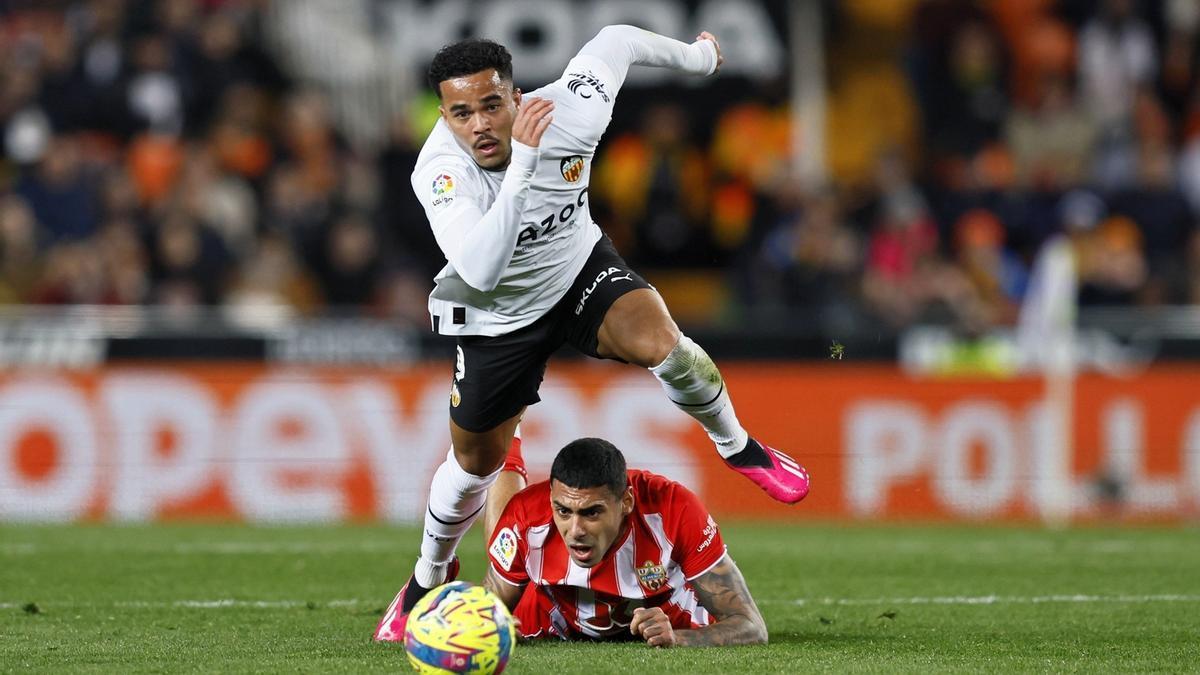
[427,38,513,97]
[551,438,628,498]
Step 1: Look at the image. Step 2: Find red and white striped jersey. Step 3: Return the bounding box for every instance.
[487,470,727,640]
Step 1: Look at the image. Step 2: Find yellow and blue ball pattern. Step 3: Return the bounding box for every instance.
[404,582,516,674]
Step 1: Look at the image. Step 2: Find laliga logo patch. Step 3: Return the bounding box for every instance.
[431,173,456,208]
[432,174,454,195]
[560,156,584,183]
[490,527,518,571]
[636,560,668,591]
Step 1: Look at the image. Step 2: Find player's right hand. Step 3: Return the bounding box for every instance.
[512,97,554,147]
[630,607,678,648]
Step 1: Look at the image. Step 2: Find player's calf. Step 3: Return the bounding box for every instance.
[649,335,810,503]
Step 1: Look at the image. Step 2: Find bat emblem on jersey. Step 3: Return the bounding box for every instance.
[560,156,585,183]
[566,71,610,102]
[636,560,668,591]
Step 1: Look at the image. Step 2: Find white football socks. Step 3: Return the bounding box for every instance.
[649,335,749,458]
[415,447,502,588]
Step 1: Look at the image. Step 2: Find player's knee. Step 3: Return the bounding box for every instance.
[452,438,509,476]
[627,323,680,368]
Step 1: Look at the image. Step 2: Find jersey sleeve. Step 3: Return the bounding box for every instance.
[487,495,531,586]
[410,142,539,292]
[666,482,727,580]
[575,24,718,95]
[540,25,719,147]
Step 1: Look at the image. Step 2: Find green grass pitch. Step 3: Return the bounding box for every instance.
[3,522,1199,673]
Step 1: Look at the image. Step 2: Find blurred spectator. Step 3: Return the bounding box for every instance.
[0,196,41,302]
[953,208,1028,325]
[748,184,861,321]
[1112,143,1192,257]
[126,133,184,205]
[924,18,1010,159]
[1005,73,1098,190]
[174,143,256,258]
[859,151,985,329]
[378,113,443,280]
[224,230,318,328]
[208,84,274,180]
[125,32,185,136]
[1160,0,1200,119]
[1185,229,1200,304]
[148,210,230,305]
[16,135,97,242]
[708,96,791,254]
[594,104,712,265]
[1176,90,1200,214]
[1078,0,1158,130]
[311,211,382,307]
[30,241,107,304]
[95,216,149,304]
[1077,215,1148,305]
[860,154,941,326]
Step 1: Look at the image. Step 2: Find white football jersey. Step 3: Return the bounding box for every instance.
[411,27,717,336]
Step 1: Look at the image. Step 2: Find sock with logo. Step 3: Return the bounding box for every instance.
[415,447,502,588]
[649,334,750,459]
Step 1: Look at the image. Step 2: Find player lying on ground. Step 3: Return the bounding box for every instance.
[375,24,808,642]
[483,438,768,647]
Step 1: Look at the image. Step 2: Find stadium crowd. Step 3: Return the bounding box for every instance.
[0,0,1197,333]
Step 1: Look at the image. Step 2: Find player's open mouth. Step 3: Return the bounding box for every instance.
[476,140,499,156]
[568,544,592,561]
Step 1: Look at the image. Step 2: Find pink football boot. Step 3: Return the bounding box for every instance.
[724,438,810,504]
[373,557,460,642]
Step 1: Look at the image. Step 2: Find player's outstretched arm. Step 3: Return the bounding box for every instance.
[630,554,767,648]
[482,566,525,612]
[577,24,721,90]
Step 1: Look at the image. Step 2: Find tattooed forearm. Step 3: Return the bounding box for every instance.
[673,555,767,647]
[482,567,525,611]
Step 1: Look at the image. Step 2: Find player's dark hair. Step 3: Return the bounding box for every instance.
[550,438,628,499]
[427,38,513,97]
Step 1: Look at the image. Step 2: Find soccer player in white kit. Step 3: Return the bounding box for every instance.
[374,25,810,642]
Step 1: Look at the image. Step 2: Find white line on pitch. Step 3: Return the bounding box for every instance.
[9,595,1200,612]
[168,542,404,554]
[0,544,35,555]
[0,542,408,555]
[120,599,371,608]
[0,600,371,609]
[787,594,1200,606]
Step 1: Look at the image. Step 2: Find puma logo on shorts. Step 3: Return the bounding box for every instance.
[575,266,635,316]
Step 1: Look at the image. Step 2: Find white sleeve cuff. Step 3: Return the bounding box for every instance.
[508,141,539,178]
[489,562,526,586]
[685,548,729,581]
[695,40,719,76]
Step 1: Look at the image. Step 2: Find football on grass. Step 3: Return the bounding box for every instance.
[404,581,516,674]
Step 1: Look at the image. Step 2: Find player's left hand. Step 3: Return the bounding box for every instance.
[630,607,678,648]
[695,31,723,74]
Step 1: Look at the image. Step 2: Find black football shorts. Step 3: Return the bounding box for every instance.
[449,236,652,433]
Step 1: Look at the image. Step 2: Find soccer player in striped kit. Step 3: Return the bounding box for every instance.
[374,25,808,642]
[485,438,767,646]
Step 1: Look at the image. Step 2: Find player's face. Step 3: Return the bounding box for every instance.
[438,69,519,171]
[549,480,634,568]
